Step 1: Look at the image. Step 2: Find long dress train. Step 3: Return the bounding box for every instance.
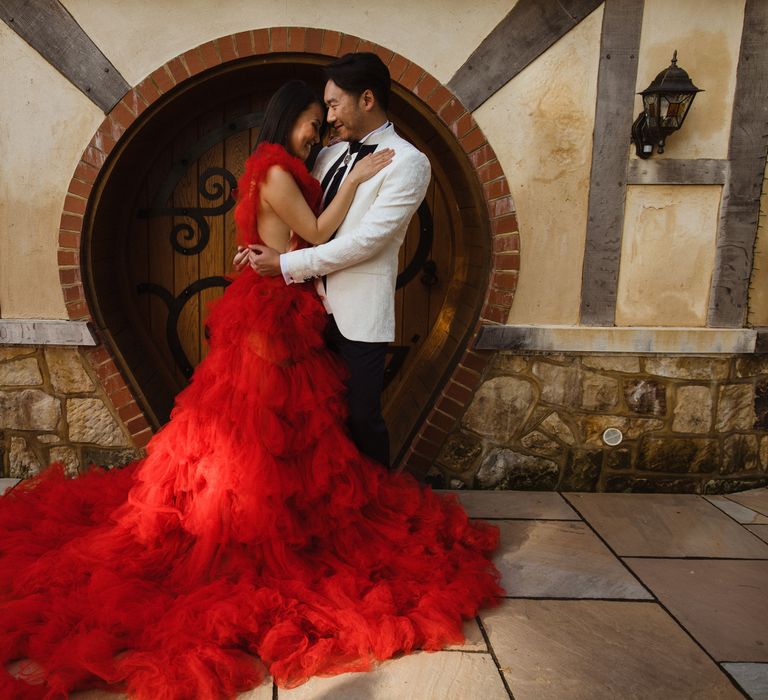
[0,142,503,700]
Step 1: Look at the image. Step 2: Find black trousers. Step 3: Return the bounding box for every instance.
[325,315,390,468]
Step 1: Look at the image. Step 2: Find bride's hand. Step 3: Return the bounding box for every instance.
[232,246,250,271]
[348,148,394,186]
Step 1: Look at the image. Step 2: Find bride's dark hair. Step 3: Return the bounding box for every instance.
[255,79,325,153]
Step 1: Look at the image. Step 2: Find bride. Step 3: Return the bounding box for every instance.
[0,79,502,700]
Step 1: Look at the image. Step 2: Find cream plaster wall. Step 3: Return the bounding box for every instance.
[473,6,603,325]
[632,0,744,160]
[61,0,516,87]
[0,22,104,319]
[615,185,721,326]
[748,160,768,326]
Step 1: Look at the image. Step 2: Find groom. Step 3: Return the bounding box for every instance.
[246,53,431,468]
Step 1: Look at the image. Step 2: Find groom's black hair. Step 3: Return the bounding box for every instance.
[256,79,325,153]
[325,53,391,111]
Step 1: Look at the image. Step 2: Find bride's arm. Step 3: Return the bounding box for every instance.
[261,151,393,245]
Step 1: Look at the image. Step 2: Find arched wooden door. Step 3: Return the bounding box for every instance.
[130,104,453,386]
[87,58,488,465]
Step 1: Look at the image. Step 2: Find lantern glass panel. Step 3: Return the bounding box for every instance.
[661,93,694,129]
[643,94,658,126]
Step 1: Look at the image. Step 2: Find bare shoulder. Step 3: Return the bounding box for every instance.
[263,164,299,192]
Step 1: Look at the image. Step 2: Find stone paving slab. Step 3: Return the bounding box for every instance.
[705,495,768,524]
[566,493,768,557]
[626,558,768,662]
[725,488,768,518]
[481,599,744,700]
[494,520,651,599]
[722,663,768,700]
[0,478,20,495]
[444,617,487,652]
[746,525,768,544]
[448,490,579,520]
[278,650,508,699]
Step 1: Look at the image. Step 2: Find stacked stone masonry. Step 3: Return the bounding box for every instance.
[0,347,142,478]
[433,352,768,494]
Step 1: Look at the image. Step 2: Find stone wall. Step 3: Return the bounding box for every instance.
[0,346,142,478]
[433,352,768,494]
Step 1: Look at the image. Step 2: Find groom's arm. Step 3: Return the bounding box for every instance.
[280,151,431,282]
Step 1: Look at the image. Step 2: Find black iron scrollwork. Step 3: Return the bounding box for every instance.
[138,111,265,256]
[139,167,238,256]
[138,277,231,378]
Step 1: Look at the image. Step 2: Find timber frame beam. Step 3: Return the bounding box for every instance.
[448,0,603,112]
[0,0,129,112]
[707,0,768,328]
[579,0,644,326]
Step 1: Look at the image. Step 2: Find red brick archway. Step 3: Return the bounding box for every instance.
[57,27,520,472]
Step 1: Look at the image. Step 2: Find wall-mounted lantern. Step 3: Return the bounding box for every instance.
[631,50,703,159]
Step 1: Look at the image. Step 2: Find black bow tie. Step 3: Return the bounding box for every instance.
[347,140,363,154]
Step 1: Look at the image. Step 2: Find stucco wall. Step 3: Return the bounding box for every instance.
[615,185,721,327]
[61,0,515,87]
[473,6,604,326]
[632,0,744,161]
[0,21,103,318]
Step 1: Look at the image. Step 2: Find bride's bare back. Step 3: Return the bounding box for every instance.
[256,185,293,252]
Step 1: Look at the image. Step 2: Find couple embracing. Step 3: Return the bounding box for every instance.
[234,51,429,469]
[0,52,502,700]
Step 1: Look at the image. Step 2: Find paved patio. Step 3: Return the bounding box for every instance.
[2,478,767,699]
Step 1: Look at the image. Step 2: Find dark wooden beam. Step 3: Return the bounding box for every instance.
[708,0,768,327]
[579,0,644,326]
[0,0,129,112]
[447,0,603,112]
[627,158,729,185]
[756,328,768,354]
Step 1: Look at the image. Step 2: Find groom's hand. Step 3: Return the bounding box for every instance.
[247,245,281,277]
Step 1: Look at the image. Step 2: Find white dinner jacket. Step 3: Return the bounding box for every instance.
[281,124,431,343]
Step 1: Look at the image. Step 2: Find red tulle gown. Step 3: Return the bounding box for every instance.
[0,143,503,700]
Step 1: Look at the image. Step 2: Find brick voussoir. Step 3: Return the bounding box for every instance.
[287,27,306,52]
[304,28,324,54]
[271,27,289,52]
[135,77,162,106]
[198,41,222,69]
[253,28,270,54]
[165,56,190,84]
[387,54,409,81]
[414,73,440,100]
[338,34,360,56]
[321,30,342,57]
[181,48,206,77]
[216,36,238,63]
[230,30,252,57]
